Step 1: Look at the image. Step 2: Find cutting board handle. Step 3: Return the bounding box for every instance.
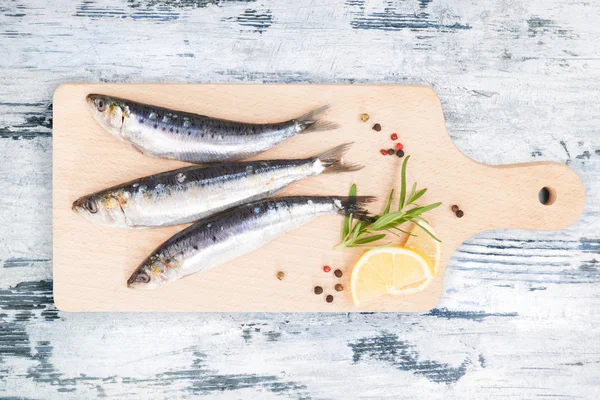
[467,161,585,232]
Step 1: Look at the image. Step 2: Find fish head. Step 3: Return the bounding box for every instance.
[127,256,176,290]
[71,192,129,227]
[86,94,128,139]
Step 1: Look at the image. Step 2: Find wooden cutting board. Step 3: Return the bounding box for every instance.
[52,84,585,312]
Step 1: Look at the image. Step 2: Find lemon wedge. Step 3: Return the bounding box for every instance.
[350,247,433,306]
[350,223,441,306]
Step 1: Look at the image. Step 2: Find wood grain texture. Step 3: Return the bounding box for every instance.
[52,84,584,312]
[1,0,599,397]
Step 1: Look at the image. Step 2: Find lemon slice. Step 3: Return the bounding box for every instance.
[350,247,433,306]
[404,221,441,275]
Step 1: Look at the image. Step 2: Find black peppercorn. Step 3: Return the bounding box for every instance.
[334,269,343,278]
[456,210,464,218]
[326,295,334,303]
[396,150,405,158]
[314,286,323,295]
[387,148,395,155]
[372,123,382,132]
[451,205,459,213]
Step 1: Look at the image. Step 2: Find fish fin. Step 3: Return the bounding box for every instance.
[336,196,377,222]
[316,142,364,173]
[296,105,339,133]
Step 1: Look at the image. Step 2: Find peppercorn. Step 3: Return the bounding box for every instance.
[380,149,388,156]
[334,269,343,278]
[396,142,404,150]
[335,284,344,292]
[372,123,382,132]
[360,113,370,122]
[326,295,334,303]
[314,286,323,295]
[456,210,464,218]
[323,265,331,273]
[276,271,285,280]
[396,150,405,158]
[387,148,395,155]
[391,133,398,140]
[451,205,459,213]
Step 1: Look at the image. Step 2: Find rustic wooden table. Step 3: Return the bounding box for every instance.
[1,1,599,398]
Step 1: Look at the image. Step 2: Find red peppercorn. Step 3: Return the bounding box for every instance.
[396,142,403,150]
[380,149,388,156]
[391,133,398,141]
[323,265,331,273]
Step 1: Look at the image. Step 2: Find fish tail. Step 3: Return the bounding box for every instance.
[335,196,377,222]
[315,142,364,173]
[296,105,340,133]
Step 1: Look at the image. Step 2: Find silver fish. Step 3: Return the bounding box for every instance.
[127,196,375,289]
[86,94,338,163]
[72,143,361,228]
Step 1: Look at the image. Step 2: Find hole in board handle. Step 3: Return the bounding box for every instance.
[539,187,556,206]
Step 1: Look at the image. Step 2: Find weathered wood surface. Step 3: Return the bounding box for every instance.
[1,0,599,398]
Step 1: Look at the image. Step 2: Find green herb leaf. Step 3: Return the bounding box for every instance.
[413,215,430,224]
[398,155,410,210]
[407,182,417,205]
[347,242,392,249]
[351,220,363,241]
[343,213,352,239]
[384,229,403,238]
[409,188,427,205]
[349,183,357,198]
[405,202,442,218]
[383,189,394,215]
[370,210,406,231]
[342,184,357,239]
[388,226,416,236]
[353,234,387,245]
[411,220,442,242]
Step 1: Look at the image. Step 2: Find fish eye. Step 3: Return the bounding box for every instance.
[135,272,150,283]
[84,198,98,214]
[95,98,106,112]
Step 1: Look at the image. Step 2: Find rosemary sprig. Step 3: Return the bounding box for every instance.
[334,156,442,250]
